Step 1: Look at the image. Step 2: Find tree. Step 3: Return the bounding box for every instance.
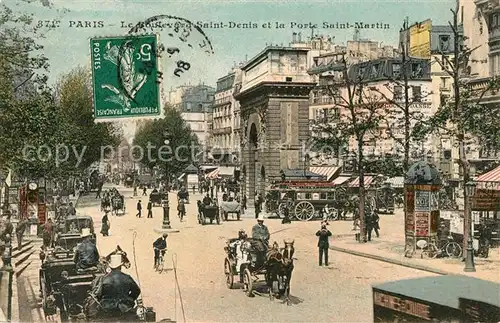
[313,53,388,242]
[413,4,500,253]
[133,105,200,179]
[54,67,120,172]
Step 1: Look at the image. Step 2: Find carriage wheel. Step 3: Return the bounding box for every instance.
[243,268,253,297]
[224,259,234,289]
[294,201,315,221]
[277,203,286,218]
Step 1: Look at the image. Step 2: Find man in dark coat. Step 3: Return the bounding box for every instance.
[147,200,153,218]
[203,194,212,206]
[16,217,29,249]
[153,233,168,268]
[254,194,261,219]
[365,213,373,242]
[370,211,380,238]
[316,223,332,266]
[136,200,142,218]
[67,202,76,217]
[74,228,99,270]
[97,254,141,318]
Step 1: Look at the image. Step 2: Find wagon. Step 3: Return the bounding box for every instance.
[220,201,241,221]
[149,191,166,207]
[198,203,221,225]
[269,181,351,221]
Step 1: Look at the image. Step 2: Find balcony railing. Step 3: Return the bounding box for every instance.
[310,96,335,105]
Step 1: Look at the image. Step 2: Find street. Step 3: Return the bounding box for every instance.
[70,185,435,322]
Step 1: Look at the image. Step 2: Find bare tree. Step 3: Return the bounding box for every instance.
[313,53,388,242]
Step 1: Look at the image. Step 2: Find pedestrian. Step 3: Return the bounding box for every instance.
[133,185,138,197]
[15,217,29,249]
[281,203,291,224]
[143,186,147,196]
[96,185,102,199]
[41,218,54,248]
[67,202,76,217]
[147,200,153,218]
[192,185,195,195]
[316,222,332,266]
[136,200,142,218]
[371,211,380,238]
[101,211,110,236]
[365,213,373,241]
[254,194,261,219]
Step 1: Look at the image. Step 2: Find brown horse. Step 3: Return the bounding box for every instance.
[265,240,295,304]
[100,245,131,270]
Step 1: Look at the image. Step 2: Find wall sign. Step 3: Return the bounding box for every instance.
[415,191,430,211]
[373,291,430,320]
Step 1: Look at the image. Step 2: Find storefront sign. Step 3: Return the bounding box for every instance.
[405,212,415,231]
[471,189,500,211]
[415,212,429,237]
[373,291,430,320]
[38,204,46,224]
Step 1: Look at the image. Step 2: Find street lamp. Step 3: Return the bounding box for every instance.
[464,181,477,272]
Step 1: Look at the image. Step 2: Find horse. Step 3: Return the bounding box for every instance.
[265,241,283,299]
[278,239,295,305]
[100,245,131,271]
[265,240,295,304]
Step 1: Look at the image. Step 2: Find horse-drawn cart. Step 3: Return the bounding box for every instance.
[198,203,221,225]
[149,191,166,207]
[220,201,241,221]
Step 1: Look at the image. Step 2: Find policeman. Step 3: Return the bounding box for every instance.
[97,254,141,318]
[74,228,99,271]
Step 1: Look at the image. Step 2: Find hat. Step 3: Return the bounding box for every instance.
[108,254,123,269]
[257,214,265,221]
[162,233,168,238]
[81,228,92,237]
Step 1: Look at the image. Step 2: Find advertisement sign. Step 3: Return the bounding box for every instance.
[38,204,46,224]
[409,19,431,59]
[90,35,161,120]
[415,212,429,237]
[471,189,500,211]
[405,212,415,232]
[415,191,430,211]
[405,188,414,213]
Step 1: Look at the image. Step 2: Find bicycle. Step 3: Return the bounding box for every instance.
[322,204,338,223]
[155,249,166,273]
[422,237,462,259]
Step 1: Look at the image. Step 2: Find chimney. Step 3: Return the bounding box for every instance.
[298,32,302,42]
[292,32,297,43]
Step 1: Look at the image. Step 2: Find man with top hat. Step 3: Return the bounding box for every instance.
[74,228,99,271]
[96,254,141,319]
[251,215,270,265]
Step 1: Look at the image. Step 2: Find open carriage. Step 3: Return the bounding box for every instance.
[220,200,241,221]
[267,181,351,221]
[224,238,295,304]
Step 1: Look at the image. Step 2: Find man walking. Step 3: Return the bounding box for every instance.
[147,200,153,218]
[136,200,142,218]
[142,186,147,196]
[15,217,29,249]
[316,222,332,266]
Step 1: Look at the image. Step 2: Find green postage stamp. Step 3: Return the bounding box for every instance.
[90,35,161,120]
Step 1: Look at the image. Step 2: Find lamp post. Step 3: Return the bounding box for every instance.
[464,181,476,272]
[154,132,179,234]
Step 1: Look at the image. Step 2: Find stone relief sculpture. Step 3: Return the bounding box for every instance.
[240,117,249,148]
[257,105,267,149]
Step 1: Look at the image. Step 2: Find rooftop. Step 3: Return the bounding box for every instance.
[240,46,310,71]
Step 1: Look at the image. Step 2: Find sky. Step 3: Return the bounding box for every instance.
[5,0,457,141]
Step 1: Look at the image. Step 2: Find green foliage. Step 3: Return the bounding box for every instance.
[364,155,404,178]
[133,105,200,176]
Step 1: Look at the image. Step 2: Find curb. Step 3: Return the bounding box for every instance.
[329,245,452,276]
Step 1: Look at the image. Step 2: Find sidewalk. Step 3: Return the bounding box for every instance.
[330,210,500,283]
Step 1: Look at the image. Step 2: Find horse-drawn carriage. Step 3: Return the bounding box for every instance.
[220,200,241,221]
[197,200,221,225]
[39,243,106,320]
[56,215,96,242]
[224,238,295,304]
[267,181,352,221]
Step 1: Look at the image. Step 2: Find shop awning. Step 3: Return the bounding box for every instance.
[219,166,235,176]
[385,176,404,188]
[349,176,375,187]
[331,176,351,185]
[309,166,341,182]
[206,168,219,179]
[475,165,500,190]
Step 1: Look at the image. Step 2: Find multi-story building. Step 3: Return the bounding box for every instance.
[308,38,399,165]
[459,0,500,173]
[210,67,243,164]
[168,85,193,110]
[174,84,215,150]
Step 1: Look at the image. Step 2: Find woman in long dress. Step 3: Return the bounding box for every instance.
[100,212,110,236]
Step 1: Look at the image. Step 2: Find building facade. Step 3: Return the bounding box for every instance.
[210,67,243,164]
[168,84,215,150]
[235,46,316,203]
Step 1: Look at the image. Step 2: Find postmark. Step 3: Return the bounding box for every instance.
[118,14,215,87]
